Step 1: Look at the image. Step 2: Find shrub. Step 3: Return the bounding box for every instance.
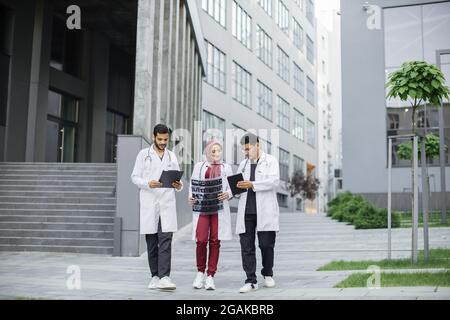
[327,192,353,217]
[327,192,401,229]
[353,206,401,229]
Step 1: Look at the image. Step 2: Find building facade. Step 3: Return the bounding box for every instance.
[341,0,450,210]
[0,0,206,256]
[0,0,205,166]
[316,9,342,213]
[197,0,319,212]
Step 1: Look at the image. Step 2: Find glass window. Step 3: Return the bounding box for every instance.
[257,0,272,16]
[306,0,314,25]
[279,148,290,181]
[296,198,303,211]
[276,0,289,35]
[277,46,290,83]
[306,76,315,106]
[232,61,252,107]
[205,40,226,92]
[257,80,273,121]
[306,118,315,147]
[306,35,314,64]
[293,155,304,173]
[384,2,450,166]
[105,110,130,163]
[50,16,83,78]
[276,95,290,132]
[47,90,79,123]
[293,62,305,96]
[203,110,226,150]
[384,2,450,106]
[277,193,288,207]
[256,25,272,68]
[293,18,304,51]
[202,0,226,27]
[232,1,252,50]
[387,106,450,166]
[260,139,272,154]
[232,124,246,165]
[292,108,304,141]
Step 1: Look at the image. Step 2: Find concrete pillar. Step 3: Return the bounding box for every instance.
[151,0,164,125]
[159,0,173,125]
[87,31,109,162]
[168,0,180,130]
[175,4,186,131]
[4,0,35,161]
[133,0,157,140]
[25,0,52,162]
[115,135,150,256]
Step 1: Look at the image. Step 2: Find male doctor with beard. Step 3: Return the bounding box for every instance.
[235,132,280,293]
[131,124,183,291]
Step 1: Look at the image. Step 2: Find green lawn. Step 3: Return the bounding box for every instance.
[317,248,450,271]
[398,212,450,228]
[334,272,450,288]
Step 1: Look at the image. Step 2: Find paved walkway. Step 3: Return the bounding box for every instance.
[0,212,449,300]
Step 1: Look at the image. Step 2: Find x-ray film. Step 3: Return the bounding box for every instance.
[191,177,223,214]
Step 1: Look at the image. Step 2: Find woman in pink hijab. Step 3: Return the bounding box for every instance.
[188,139,233,290]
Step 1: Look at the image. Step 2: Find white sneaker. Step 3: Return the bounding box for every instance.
[157,276,176,290]
[205,275,216,290]
[239,283,258,293]
[264,276,276,288]
[193,272,205,289]
[148,276,160,290]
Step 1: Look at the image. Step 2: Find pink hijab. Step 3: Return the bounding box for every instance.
[204,139,223,179]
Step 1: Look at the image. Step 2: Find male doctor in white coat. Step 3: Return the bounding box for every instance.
[131,124,183,290]
[235,132,280,293]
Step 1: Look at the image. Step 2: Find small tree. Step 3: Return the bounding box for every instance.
[288,170,320,211]
[386,61,450,262]
[386,61,449,216]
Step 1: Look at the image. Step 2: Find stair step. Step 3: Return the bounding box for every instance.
[0,185,115,192]
[0,162,116,255]
[0,209,115,217]
[0,229,114,238]
[0,191,114,197]
[0,236,113,247]
[0,179,116,186]
[0,244,113,254]
[0,215,114,223]
[0,203,115,210]
[0,221,114,231]
[0,196,115,204]
[0,169,117,176]
[0,162,116,170]
[0,174,116,181]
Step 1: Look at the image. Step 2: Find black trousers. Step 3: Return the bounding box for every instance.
[239,214,276,284]
[145,218,173,278]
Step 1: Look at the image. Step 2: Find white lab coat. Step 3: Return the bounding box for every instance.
[189,161,233,241]
[131,145,183,234]
[235,152,280,234]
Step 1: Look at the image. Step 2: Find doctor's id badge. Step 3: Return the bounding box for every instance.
[191,177,223,214]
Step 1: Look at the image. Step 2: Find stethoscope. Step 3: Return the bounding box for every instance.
[241,156,268,174]
[198,161,225,179]
[144,146,173,170]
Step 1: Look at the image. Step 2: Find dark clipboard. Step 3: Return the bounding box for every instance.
[159,170,184,188]
[227,173,246,196]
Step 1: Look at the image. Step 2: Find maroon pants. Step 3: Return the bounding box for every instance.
[196,214,220,277]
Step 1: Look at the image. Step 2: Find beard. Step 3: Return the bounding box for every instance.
[155,143,166,151]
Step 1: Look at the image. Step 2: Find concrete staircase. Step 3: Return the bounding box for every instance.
[0,163,117,254]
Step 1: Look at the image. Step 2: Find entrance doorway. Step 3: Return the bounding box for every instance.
[45,90,79,162]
